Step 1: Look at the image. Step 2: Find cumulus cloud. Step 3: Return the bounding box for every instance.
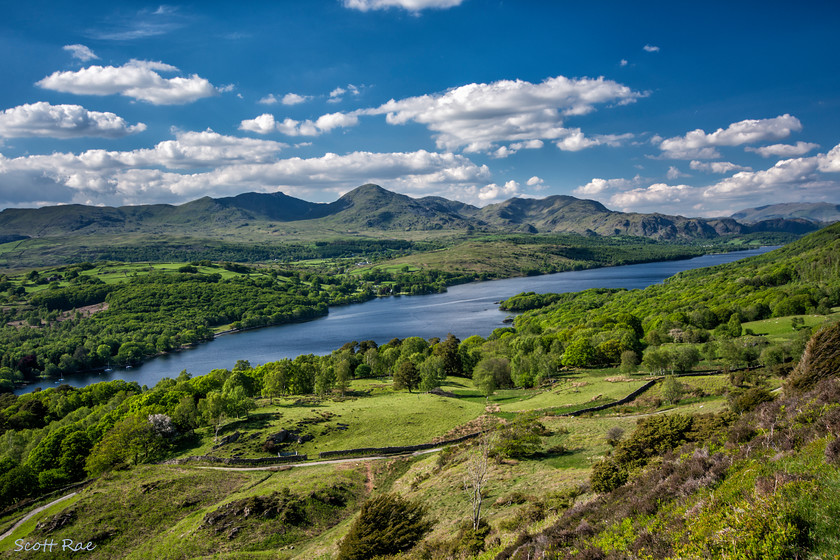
[689,160,752,174]
[0,130,491,207]
[643,44,660,52]
[610,183,698,212]
[577,142,840,216]
[258,94,279,105]
[36,59,219,105]
[573,176,642,197]
[667,166,689,180]
[0,102,146,139]
[239,112,359,136]
[491,140,543,158]
[476,180,521,202]
[328,84,360,103]
[342,0,464,13]
[282,93,311,105]
[745,141,819,158]
[363,75,643,154]
[63,44,99,62]
[658,114,802,159]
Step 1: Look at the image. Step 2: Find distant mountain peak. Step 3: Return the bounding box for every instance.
[731,202,840,224]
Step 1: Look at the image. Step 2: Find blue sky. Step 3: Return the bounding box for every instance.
[1,0,839,217]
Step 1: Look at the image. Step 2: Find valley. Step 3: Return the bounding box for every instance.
[0,222,838,558]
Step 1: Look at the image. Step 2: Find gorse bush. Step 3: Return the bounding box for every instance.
[337,493,432,560]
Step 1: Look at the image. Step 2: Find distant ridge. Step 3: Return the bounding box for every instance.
[731,202,840,224]
[0,184,822,241]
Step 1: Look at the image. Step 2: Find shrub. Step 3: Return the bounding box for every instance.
[614,414,694,468]
[730,386,775,414]
[591,458,628,493]
[337,493,432,560]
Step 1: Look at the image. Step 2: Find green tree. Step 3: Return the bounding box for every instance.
[670,345,701,373]
[225,385,255,419]
[338,494,432,560]
[394,360,420,392]
[172,395,198,430]
[262,360,290,402]
[661,375,684,404]
[199,391,230,444]
[335,358,353,396]
[85,414,167,476]
[434,333,463,377]
[727,313,743,338]
[472,357,511,396]
[642,347,669,375]
[419,355,445,392]
[561,338,597,368]
[619,349,639,374]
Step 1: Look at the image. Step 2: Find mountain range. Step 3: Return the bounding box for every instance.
[730,202,840,224]
[0,184,824,241]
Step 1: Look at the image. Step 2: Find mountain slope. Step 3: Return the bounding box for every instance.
[0,184,822,241]
[731,201,840,224]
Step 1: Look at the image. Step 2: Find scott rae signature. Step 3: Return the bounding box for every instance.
[14,539,96,553]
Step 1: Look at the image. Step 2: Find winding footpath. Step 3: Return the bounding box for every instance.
[0,492,77,543]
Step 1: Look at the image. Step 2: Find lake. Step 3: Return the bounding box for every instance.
[17,247,774,394]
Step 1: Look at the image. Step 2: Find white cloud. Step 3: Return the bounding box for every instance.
[643,44,660,52]
[573,176,642,197]
[575,142,840,216]
[526,176,544,187]
[477,180,521,202]
[63,44,99,62]
[689,160,752,174]
[610,183,698,212]
[620,59,628,66]
[129,129,288,168]
[658,114,802,159]
[328,84,360,103]
[238,113,281,134]
[258,94,279,105]
[36,59,219,105]
[745,141,820,158]
[282,93,311,105]
[239,111,359,136]
[491,139,543,158]
[88,5,187,40]
[0,132,491,207]
[342,0,464,13]
[363,75,642,154]
[0,102,146,139]
[666,166,689,180]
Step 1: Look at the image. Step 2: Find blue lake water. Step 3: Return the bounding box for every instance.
[18,247,774,394]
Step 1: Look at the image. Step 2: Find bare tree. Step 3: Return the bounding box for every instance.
[464,418,494,530]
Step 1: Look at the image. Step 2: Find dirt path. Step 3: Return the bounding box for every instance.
[0,492,77,542]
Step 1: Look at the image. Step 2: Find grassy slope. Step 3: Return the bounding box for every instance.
[0,361,783,559]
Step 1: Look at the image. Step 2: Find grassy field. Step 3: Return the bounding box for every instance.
[0,363,786,559]
[743,309,840,339]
